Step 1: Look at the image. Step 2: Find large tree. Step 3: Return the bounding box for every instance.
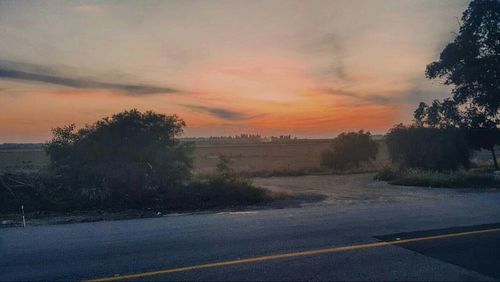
[45,109,193,208]
[416,0,500,169]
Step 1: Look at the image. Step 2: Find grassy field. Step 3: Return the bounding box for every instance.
[0,149,48,173]
[0,142,390,174]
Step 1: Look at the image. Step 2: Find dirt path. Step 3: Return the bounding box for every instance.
[253,173,499,205]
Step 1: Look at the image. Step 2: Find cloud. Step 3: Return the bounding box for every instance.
[183,105,251,121]
[306,34,347,80]
[324,76,452,107]
[322,87,399,104]
[0,60,179,95]
[404,77,451,104]
[74,4,105,15]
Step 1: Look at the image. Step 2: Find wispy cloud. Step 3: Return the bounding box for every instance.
[305,33,347,81]
[183,105,251,121]
[74,4,105,15]
[322,87,399,104]
[0,60,179,95]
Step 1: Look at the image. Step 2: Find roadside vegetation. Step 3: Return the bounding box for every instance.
[0,110,270,214]
[320,131,379,171]
[375,166,500,188]
[1,0,499,217]
[374,1,500,189]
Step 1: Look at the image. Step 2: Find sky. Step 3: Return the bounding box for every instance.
[0,0,469,142]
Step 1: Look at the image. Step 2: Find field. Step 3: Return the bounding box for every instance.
[0,142,390,174]
[1,142,496,175]
[194,143,330,173]
[0,149,48,173]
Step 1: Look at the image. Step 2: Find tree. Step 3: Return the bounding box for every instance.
[386,125,470,170]
[45,109,193,208]
[417,0,500,169]
[321,130,378,170]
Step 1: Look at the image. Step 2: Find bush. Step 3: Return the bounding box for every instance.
[44,109,193,209]
[373,165,403,181]
[321,130,378,170]
[385,125,470,171]
[0,172,85,213]
[169,174,271,210]
[1,140,271,214]
[162,155,271,210]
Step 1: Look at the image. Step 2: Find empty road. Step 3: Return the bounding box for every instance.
[2,174,500,281]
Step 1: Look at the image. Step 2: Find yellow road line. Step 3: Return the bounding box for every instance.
[85,227,500,282]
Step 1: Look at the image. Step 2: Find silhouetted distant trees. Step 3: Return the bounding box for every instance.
[321,131,378,170]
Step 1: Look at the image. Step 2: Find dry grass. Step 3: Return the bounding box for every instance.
[0,141,390,175]
[0,149,48,173]
[375,166,500,188]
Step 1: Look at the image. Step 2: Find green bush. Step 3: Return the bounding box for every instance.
[385,125,470,171]
[321,130,378,170]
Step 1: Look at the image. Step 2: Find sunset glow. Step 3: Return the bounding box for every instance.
[0,0,467,142]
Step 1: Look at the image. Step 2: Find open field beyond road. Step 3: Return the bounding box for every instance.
[0,142,391,174]
[2,174,500,281]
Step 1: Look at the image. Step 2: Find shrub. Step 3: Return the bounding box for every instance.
[373,165,403,181]
[171,175,271,210]
[44,109,193,209]
[1,111,275,214]
[0,172,84,213]
[385,125,470,171]
[321,130,378,170]
[1,139,271,214]
[159,156,270,210]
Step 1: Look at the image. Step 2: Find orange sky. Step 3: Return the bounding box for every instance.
[0,0,466,142]
[0,58,401,141]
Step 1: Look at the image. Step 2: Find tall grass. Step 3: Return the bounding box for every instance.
[375,166,500,188]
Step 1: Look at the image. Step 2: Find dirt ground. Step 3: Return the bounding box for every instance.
[253,173,499,205]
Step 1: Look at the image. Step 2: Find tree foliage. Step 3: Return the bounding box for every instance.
[44,109,193,208]
[415,0,500,169]
[1,110,271,214]
[425,0,500,124]
[386,125,470,171]
[321,130,378,170]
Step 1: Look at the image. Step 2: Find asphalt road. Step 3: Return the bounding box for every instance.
[2,175,500,281]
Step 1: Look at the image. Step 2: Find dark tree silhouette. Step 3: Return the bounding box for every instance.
[386,124,470,171]
[416,0,500,169]
[321,130,378,170]
[45,109,193,208]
